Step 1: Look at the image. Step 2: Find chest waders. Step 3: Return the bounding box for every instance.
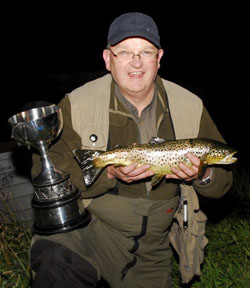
[86,193,180,287]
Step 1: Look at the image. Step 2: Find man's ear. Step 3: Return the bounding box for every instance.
[157,49,164,69]
[103,49,111,71]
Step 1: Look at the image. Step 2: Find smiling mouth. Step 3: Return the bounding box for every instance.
[128,71,144,77]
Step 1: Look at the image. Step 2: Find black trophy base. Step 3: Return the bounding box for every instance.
[32,188,91,235]
[33,209,91,235]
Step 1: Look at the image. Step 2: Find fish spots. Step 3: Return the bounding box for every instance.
[92,138,236,172]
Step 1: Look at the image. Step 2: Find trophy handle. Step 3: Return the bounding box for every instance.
[11,122,29,146]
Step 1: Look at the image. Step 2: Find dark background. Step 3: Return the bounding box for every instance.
[2,5,249,166]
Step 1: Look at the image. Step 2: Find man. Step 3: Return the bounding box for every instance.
[30,12,233,288]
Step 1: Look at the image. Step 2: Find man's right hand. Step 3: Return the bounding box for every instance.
[107,163,154,183]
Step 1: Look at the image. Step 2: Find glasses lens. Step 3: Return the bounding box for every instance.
[117,51,132,62]
[140,51,158,62]
[112,50,158,63]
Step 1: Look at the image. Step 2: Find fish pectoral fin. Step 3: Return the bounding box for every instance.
[148,137,166,145]
[151,174,164,186]
[198,157,208,179]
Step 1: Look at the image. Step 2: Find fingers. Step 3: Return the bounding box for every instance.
[107,163,154,183]
[165,153,201,182]
[186,152,200,167]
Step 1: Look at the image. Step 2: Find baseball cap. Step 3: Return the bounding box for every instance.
[107,12,161,48]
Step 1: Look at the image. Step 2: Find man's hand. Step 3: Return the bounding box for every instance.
[107,163,154,183]
[165,152,210,182]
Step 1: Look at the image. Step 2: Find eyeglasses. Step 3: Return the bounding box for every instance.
[109,49,159,63]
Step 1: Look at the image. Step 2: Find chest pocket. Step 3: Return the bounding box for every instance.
[109,112,139,147]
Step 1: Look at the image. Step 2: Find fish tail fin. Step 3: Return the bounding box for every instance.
[74,149,104,186]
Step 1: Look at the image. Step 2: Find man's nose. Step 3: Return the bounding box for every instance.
[131,55,143,67]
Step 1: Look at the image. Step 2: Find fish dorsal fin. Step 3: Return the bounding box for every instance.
[113,144,122,149]
[113,143,139,149]
[149,137,166,145]
[113,144,130,149]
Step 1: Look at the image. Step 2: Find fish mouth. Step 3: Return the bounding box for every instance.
[217,151,238,164]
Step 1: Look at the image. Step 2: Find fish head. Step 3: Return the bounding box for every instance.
[206,145,238,165]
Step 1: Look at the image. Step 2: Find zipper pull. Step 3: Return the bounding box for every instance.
[121,266,128,280]
[183,200,188,229]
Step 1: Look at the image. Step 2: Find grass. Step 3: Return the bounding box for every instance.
[0,213,32,288]
[0,164,249,287]
[202,217,250,287]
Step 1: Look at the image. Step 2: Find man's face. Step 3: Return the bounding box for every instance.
[103,38,164,96]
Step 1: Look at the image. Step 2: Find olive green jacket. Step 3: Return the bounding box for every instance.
[32,74,233,200]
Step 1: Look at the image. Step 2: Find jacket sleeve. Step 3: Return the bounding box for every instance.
[31,96,117,199]
[193,106,233,198]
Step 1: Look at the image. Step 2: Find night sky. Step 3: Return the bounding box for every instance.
[2,5,249,164]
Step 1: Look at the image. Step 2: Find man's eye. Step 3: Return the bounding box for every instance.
[142,51,153,56]
[118,51,130,57]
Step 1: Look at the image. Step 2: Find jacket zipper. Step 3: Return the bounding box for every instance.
[133,120,152,198]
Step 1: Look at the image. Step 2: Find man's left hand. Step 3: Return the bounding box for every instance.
[165,152,210,182]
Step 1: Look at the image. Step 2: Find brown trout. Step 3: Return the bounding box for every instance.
[74,137,237,186]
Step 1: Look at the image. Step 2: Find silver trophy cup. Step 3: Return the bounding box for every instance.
[8,104,91,235]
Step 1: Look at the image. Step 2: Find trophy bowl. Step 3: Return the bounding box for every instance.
[8,104,91,235]
[8,104,63,147]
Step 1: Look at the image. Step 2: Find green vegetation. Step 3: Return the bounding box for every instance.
[0,214,32,288]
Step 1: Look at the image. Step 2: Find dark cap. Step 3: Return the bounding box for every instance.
[107,12,161,48]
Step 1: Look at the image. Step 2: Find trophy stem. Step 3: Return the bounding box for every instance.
[33,142,68,186]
